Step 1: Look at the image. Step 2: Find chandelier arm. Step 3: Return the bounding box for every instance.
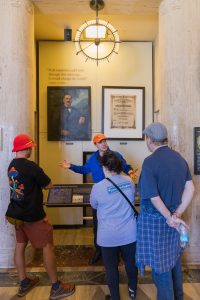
[76,41,95,54]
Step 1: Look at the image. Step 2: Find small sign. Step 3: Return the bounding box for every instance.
[72,194,83,203]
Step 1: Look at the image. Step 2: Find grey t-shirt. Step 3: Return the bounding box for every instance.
[90,174,137,247]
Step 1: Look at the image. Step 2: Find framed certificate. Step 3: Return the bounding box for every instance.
[102,86,145,140]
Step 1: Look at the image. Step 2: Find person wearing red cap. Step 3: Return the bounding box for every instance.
[5,134,75,299]
[59,132,138,264]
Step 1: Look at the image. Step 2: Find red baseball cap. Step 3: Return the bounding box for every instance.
[92,133,107,144]
[12,134,37,152]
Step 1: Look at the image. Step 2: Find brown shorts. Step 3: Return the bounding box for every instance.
[15,217,53,248]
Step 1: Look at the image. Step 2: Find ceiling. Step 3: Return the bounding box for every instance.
[33,0,161,15]
[33,0,161,40]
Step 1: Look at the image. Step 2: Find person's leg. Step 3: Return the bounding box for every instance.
[120,242,138,297]
[28,219,57,283]
[43,243,58,283]
[14,242,27,281]
[90,209,101,264]
[42,243,75,300]
[26,218,75,300]
[101,246,120,300]
[152,269,174,300]
[172,257,184,300]
[15,226,39,297]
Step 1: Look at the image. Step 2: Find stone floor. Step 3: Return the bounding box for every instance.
[0,228,200,299]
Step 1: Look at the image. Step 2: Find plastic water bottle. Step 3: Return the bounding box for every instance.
[179,224,189,249]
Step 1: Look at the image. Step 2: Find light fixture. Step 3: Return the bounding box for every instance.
[75,0,120,65]
[84,25,106,39]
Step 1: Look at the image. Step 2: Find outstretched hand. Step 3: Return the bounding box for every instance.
[58,160,71,169]
[128,167,139,182]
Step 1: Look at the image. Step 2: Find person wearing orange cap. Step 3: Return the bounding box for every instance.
[59,132,138,264]
[5,134,75,299]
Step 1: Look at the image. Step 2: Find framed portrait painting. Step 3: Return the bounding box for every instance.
[102,86,145,140]
[47,86,91,141]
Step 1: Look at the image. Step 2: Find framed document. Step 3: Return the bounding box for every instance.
[102,86,145,140]
[194,127,200,174]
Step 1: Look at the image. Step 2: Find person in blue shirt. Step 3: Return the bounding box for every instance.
[59,133,138,264]
[137,122,194,300]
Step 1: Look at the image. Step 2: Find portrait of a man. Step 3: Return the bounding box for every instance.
[47,86,91,141]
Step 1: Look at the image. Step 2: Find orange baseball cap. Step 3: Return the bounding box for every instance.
[92,133,107,144]
[12,134,37,152]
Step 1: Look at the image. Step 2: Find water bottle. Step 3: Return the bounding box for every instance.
[179,224,189,249]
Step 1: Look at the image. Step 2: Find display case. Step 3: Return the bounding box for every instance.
[46,183,139,226]
[46,183,93,207]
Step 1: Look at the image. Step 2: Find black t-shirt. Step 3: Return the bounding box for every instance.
[6,158,51,222]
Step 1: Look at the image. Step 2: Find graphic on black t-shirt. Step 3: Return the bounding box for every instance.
[8,167,24,202]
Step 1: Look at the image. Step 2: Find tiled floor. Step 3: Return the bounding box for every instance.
[0,280,199,299]
[0,228,200,300]
[0,284,156,300]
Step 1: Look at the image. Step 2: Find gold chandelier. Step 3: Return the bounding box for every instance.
[75,0,120,65]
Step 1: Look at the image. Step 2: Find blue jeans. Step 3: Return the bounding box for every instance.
[101,242,138,300]
[152,257,183,300]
